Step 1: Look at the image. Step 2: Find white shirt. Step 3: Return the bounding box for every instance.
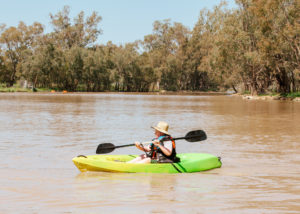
[163,141,173,151]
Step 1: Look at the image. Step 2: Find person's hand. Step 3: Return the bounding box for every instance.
[135,141,141,147]
[152,139,160,146]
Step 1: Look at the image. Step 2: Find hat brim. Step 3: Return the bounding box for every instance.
[151,126,171,135]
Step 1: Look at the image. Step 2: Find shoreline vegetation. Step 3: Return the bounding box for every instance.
[0,84,226,95]
[1,2,299,96]
[237,92,300,102]
[1,84,300,102]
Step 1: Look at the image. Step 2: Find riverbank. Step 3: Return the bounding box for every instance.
[0,85,228,95]
[0,84,50,93]
[1,85,300,102]
[234,92,300,102]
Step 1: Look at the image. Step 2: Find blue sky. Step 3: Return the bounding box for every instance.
[0,0,237,45]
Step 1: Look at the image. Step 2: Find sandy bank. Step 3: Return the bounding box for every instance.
[232,94,300,102]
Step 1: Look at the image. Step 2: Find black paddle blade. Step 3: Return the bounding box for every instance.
[184,130,207,142]
[96,143,115,154]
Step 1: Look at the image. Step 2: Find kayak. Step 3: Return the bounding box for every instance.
[72,153,222,173]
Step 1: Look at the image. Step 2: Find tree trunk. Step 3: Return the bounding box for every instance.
[232,84,238,93]
[275,66,290,93]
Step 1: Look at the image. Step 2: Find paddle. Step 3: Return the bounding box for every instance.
[96,130,207,154]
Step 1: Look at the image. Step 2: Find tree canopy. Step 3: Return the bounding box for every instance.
[0,1,299,94]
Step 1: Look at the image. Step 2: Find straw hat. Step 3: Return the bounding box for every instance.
[151,121,171,135]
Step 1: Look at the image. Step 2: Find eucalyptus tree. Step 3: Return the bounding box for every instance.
[249,0,300,93]
[81,45,112,92]
[61,46,85,91]
[22,41,57,88]
[201,1,271,95]
[142,20,173,90]
[199,4,252,93]
[0,22,43,86]
[46,6,103,91]
[217,0,300,94]
[0,48,6,83]
[167,22,190,90]
[109,43,141,91]
[143,20,191,91]
[49,5,102,49]
[135,52,157,91]
[188,10,214,91]
[187,4,229,91]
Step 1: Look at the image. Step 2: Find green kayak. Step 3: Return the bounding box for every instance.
[72,153,222,173]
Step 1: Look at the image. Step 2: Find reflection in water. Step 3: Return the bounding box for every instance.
[0,93,299,213]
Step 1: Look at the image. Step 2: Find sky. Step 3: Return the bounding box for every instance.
[0,0,237,45]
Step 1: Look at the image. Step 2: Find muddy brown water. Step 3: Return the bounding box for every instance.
[0,93,299,213]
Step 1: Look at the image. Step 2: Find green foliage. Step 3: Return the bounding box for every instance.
[258,92,279,97]
[242,90,251,95]
[0,2,299,93]
[283,92,300,98]
[0,83,31,92]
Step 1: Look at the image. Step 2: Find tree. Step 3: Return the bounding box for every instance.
[49,6,102,49]
[250,0,300,93]
[187,5,227,91]
[82,46,111,92]
[142,20,191,91]
[0,22,43,86]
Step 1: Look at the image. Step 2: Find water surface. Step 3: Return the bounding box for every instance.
[0,93,299,213]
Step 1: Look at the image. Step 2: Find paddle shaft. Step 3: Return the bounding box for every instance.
[114,143,135,149]
[113,137,177,149]
[114,136,193,149]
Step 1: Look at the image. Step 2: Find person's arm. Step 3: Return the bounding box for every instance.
[153,141,172,156]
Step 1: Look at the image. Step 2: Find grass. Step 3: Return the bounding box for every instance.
[258,92,280,97]
[0,84,31,92]
[34,88,52,92]
[282,92,300,98]
[240,90,300,99]
[241,90,251,95]
[1,83,300,98]
[0,84,52,92]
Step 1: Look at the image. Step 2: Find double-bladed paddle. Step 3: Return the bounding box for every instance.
[96,130,207,154]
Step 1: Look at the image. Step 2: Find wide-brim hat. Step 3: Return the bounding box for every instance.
[151,121,171,135]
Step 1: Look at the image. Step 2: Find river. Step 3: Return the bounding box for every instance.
[0,93,299,213]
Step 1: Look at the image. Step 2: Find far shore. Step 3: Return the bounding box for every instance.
[0,88,228,96]
[233,93,300,102]
[0,86,300,102]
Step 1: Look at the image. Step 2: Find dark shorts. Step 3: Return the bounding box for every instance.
[151,154,174,163]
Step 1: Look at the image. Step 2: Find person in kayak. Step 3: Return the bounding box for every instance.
[128,121,179,164]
